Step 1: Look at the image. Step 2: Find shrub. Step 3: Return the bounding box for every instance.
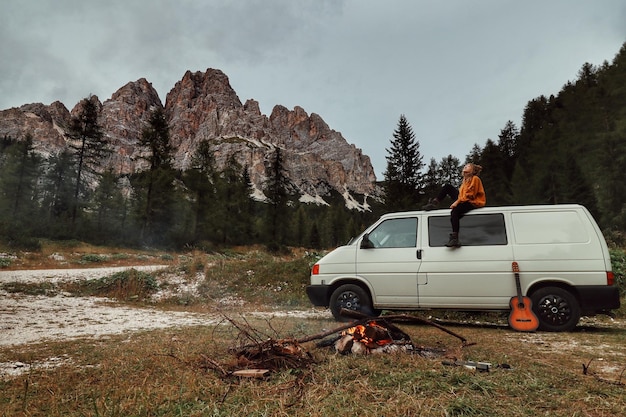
[610,248,626,295]
[80,254,107,263]
[75,269,159,301]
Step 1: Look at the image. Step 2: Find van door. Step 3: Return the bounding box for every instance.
[356,216,420,306]
[417,213,515,308]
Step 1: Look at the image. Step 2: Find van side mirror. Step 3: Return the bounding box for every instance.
[360,233,374,249]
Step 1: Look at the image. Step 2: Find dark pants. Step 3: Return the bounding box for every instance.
[436,184,477,233]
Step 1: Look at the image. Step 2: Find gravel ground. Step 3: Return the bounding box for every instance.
[0,265,329,377]
[0,266,328,347]
[0,265,218,347]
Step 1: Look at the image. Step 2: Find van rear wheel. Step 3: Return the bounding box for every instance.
[530,287,581,332]
[329,284,379,321]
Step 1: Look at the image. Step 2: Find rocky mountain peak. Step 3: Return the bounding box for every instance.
[0,68,378,209]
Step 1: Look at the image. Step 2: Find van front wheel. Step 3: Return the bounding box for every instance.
[530,287,581,332]
[329,284,379,321]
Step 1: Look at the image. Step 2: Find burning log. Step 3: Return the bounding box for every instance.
[339,308,473,346]
[335,320,414,355]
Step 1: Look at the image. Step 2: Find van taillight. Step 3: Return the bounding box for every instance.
[607,271,615,286]
[312,264,320,275]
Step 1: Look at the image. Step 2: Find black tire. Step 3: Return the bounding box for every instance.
[530,286,581,332]
[329,284,378,321]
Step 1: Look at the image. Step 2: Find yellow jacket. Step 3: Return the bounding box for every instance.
[457,176,486,207]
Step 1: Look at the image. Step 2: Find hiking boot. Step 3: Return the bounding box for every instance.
[445,232,461,248]
[422,198,439,211]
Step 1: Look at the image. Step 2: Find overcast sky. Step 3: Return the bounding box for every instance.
[2,0,625,179]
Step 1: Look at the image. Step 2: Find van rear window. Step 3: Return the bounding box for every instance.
[511,211,589,244]
[428,214,507,247]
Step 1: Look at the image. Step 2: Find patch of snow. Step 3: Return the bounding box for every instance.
[299,192,329,206]
[343,188,370,211]
[250,184,267,202]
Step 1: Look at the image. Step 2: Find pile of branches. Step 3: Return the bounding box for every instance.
[198,315,316,378]
[198,310,472,379]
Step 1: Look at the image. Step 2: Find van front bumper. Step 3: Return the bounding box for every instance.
[577,285,620,313]
[306,285,330,307]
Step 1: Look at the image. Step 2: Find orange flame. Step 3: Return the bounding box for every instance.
[342,321,394,349]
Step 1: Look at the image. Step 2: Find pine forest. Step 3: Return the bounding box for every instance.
[1,43,626,251]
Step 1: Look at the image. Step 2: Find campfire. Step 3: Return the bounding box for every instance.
[335,320,414,355]
[197,311,471,379]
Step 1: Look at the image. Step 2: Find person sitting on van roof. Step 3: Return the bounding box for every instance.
[423,163,486,247]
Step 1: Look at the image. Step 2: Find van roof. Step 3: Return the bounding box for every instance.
[380,204,588,220]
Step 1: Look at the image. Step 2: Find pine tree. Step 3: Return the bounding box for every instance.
[465,144,482,165]
[0,134,41,223]
[90,168,128,244]
[66,96,110,227]
[478,139,508,205]
[263,147,290,251]
[182,140,217,244]
[439,155,462,187]
[40,150,77,238]
[422,158,440,200]
[383,115,424,210]
[498,121,519,181]
[132,108,176,245]
[213,155,253,245]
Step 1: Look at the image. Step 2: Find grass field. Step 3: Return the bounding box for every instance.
[1,242,625,416]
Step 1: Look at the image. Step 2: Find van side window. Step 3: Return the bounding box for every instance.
[428,214,507,246]
[367,218,417,248]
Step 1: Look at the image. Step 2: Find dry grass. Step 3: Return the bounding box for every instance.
[1,315,626,417]
[1,243,626,416]
[0,240,175,270]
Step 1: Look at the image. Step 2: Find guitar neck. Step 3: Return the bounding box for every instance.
[513,262,523,299]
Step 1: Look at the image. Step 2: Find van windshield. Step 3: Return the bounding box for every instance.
[365,217,418,248]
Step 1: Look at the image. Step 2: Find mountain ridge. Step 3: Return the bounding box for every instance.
[0,68,379,210]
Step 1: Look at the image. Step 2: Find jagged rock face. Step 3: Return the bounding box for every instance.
[0,68,378,207]
[0,102,69,158]
[99,79,163,173]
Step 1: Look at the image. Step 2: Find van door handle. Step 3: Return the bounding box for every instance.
[416,249,422,259]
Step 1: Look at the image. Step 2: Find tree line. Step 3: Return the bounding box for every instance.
[0,99,373,251]
[384,43,626,245]
[1,43,625,251]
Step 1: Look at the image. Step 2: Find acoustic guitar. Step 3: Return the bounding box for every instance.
[508,261,539,332]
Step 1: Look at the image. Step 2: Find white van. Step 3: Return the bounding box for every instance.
[306,204,620,331]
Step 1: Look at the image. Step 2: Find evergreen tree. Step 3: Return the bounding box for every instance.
[90,168,128,244]
[422,158,440,199]
[498,121,519,181]
[383,115,424,210]
[0,134,41,224]
[132,108,177,245]
[40,150,77,238]
[291,205,310,247]
[439,155,462,187]
[182,140,217,244]
[479,139,508,205]
[309,222,321,249]
[465,144,482,165]
[509,161,532,204]
[213,155,254,246]
[66,96,110,227]
[263,147,290,251]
